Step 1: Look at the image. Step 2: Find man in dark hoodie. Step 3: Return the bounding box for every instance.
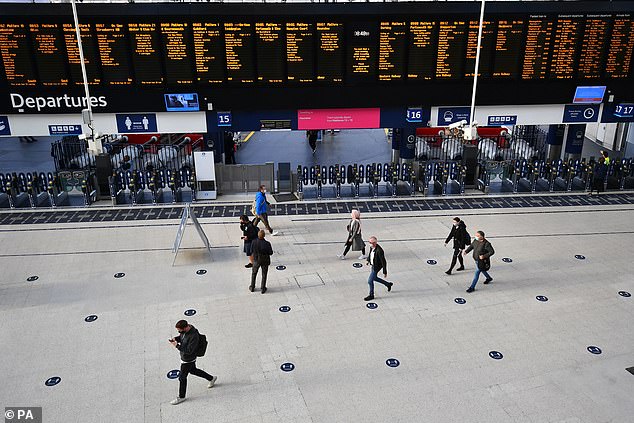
[444,217,469,275]
[463,230,495,293]
[169,320,217,405]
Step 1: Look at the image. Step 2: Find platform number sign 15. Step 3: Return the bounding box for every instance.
[217,111,232,127]
[407,107,423,123]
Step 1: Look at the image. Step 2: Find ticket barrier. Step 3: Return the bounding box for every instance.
[613,158,634,190]
[425,162,445,195]
[55,170,97,206]
[509,160,533,193]
[110,168,194,205]
[444,162,466,195]
[563,159,588,191]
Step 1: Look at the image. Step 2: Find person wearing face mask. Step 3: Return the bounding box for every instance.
[168,320,217,405]
[337,209,367,260]
[444,217,469,275]
[463,230,495,293]
[253,185,278,236]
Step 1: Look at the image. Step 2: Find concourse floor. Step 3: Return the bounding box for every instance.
[0,198,633,423]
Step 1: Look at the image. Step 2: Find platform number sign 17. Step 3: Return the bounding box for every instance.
[217,111,232,127]
[407,107,423,123]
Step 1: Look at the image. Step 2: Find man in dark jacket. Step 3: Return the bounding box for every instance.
[444,217,469,275]
[168,320,216,405]
[589,157,607,195]
[364,236,393,301]
[240,214,259,268]
[463,231,495,293]
[251,230,274,293]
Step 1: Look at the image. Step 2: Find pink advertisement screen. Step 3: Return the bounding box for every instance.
[297,108,381,130]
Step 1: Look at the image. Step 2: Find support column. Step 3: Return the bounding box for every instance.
[391,128,401,163]
[399,126,416,165]
[564,124,586,161]
[545,124,565,161]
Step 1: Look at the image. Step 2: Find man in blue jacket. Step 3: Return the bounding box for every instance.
[253,185,278,236]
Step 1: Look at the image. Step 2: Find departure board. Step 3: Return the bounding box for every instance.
[347,22,377,82]
[407,21,436,80]
[436,21,468,79]
[521,17,554,79]
[256,22,284,83]
[492,20,524,78]
[192,22,224,84]
[577,16,610,79]
[465,20,495,78]
[62,23,101,85]
[160,23,194,85]
[286,22,314,83]
[316,22,344,83]
[605,16,634,78]
[0,23,36,86]
[378,21,407,81]
[95,23,132,85]
[129,23,163,85]
[29,23,68,86]
[224,22,255,83]
[549,17,583,79]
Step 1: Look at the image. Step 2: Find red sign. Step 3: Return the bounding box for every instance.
[297,108,381,130]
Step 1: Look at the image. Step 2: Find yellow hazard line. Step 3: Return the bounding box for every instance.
[243,131,255,143]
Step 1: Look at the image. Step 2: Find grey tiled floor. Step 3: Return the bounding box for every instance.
[0,204,633,423]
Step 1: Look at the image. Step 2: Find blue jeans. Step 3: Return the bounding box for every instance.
[469,266,491,290]
[368,269,389,295]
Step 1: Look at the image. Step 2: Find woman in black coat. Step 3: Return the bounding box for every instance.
[240,214,259,268]
[444,217,469,275]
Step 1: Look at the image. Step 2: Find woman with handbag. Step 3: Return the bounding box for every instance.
[337,209,367,260]
[463,230,495,293]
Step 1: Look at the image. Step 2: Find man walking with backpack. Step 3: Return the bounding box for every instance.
[168,320,216,405]
[463,231,495,293]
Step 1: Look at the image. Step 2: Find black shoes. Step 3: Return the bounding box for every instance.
[456,266,465,271]
[387,282,393,292]
[466,287,475,293]
[245,263,253,268]
[445,270,452,275]
[484,278,493,284]
[249,286,254,292]
[261,288,267,294]
[364,295,374,301]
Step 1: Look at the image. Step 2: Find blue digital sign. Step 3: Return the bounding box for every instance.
[217,111,232,127]
[573,86,606,104]
[164,93,199,112]
[406,107,423,123]
[116,114,157,133]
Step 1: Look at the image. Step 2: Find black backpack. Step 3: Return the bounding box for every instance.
[196,334,208,357]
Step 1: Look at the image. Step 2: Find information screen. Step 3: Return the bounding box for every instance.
[95,23,132,85]
[316,22,344,83]
[407,21,436,80]
[224,22,255,83]
[605,16,634,79]
[286,22,314,83]
[465,20,495,78]
[29,23,68,86]
[192,22,224,84]
[347,22,377,83]
[378,21,407,81]
[256,22,284,83]
[160,22,195,85]
[521,16,554,79]
[578,16,611,79]
[492,19,524,78]
[0,23,37,86]
[63,23,101,85]
[129,22,163,85]
[549,16,583,79]
[436,20,468,79]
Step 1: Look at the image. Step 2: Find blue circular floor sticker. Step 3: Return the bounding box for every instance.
[280,363,295,372]
[276,265,286,271]
[167,370,180,379]
[454,298,466,305]
[587,346,602,355]
[114,272,125,278]
[184,309,196,317]
[84,315,98,323]
[196,269,207,275]
[426,260,437,265]
[618,291,631,298]
[575,255,586,260]
[27,276,39,282]
[45,377,61,387]
[536,296,549,302]
[386,358,400,368]
[489,351,504,360]
[279,306,291,313]
[502,258,513,263]
[366,302,378,309]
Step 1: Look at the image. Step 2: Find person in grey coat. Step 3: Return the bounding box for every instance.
[463,230,495,293]
[337,209,367,260]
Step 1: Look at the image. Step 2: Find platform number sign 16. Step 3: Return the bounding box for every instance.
[217,111,232,127]
[407,107,423,123]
